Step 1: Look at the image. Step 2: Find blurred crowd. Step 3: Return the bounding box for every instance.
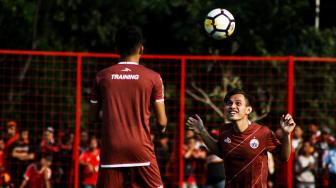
[0,120,99,188]
[180,123,336,188]
[1,120,336,188]
[269,123,336,188]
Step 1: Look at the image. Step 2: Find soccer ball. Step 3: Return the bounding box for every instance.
[204,8,235,40]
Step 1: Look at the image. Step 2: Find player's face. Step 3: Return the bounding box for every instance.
[45,131,54,141]
[90,138,98,149]
[302,142,311,155]
[224,94,252,121]
[41,158,52,167]
[187,138,196,148]
[293,127,303,138]
[308,124,318,133]
[21,130,29,140]
[80,132,88,143]
[7,126,16,136]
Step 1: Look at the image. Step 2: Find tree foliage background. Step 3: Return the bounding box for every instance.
[1,0,335,55]
[1,0,336,131]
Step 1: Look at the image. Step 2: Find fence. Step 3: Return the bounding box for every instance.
[0,49,336,188]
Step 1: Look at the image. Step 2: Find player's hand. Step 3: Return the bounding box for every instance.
[280,113,296,134]
[186,114,206,134]
[161,126,166,133]
[87,164,95,173]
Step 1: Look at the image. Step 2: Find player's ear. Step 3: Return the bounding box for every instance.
[246,106,252,114]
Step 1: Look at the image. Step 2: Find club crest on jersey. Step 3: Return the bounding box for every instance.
[249,138,259,149]
[224,137,231,144]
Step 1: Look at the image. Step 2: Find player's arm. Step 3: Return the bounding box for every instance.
[280,132,291,161]
[45,179,51,188]
[280,113,296,161]
[44,178,51,188]
[12,149,35,160]
[20,166,31,188]
[19,179,28,188]
[154,101,167,133]
[186,114,220,156]
[44,169,51,188]
[153,74,167,133]
[12,148,25,159]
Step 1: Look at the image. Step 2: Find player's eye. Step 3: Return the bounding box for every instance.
[224,100,233,106]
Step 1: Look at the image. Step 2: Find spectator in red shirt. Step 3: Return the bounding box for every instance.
[183,136,199,188]
[3,121,20,186]
[80,130,89,154]
[56,130,74,187]
[79,136,100,188]
[40,127,62,186]
[10,129,35,187]
[19,154,52,188]
[40,127,59,155]
[0,138,11,188]
[0,138,5,168]
[4,121,19,148]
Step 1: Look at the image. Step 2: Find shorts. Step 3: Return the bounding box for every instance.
[96,160,163,188]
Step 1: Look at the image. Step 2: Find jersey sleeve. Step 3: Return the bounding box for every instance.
[152,74,164,102]
[89,76,100,104]
[266,129,281,152]
[23,165,33,180]
[79,152,87,162]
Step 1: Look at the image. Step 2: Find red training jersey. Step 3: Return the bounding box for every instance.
[23,164,51,188]
[218,123,281,188]
[79,149,100,185]
[90,62,164,167]
[5,133,19,148]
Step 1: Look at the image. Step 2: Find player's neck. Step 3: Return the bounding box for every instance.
[90,147,98,153]
[119,55,140,64]
[232,119,250,133]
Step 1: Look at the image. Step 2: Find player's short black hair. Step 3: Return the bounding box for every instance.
[115,26,143,57]
[224,88,254,107]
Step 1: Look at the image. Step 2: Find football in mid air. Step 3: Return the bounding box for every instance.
[204,8,235,40]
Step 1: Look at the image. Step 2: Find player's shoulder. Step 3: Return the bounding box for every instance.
[80,150,89,157]
[94,67,111,81]
[96,64,119,75]
[220,123,234,134]
[27,163,36,171]
[250,122,273,133]
[222,123,233,129]
[139,65,161,77]
[97,64,160,76]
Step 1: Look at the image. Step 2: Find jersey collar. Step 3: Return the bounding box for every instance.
[118,61,139,65]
